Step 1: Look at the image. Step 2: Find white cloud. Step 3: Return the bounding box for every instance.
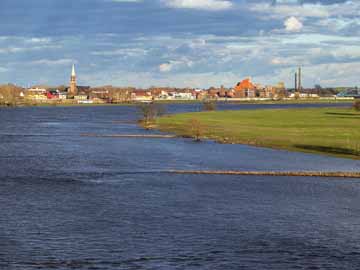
[25,38,52,44]
[284,16,303,32]
[159,62,173,72]
[90,32,360,87]
[327,0,360,17]
[249,3,329,18]
[267,62,360,88]
[249,1,360,19]
[82,70,242,88]
[316,16,360,34]
[30,59,76,66]
[271,58,289,65]
[163,0,232,11]
[0,67,8,73]
[159,58,194,72]
[0,47,24,53]
[0,45,61,54]
[92,48,147,57]
[280,33,359,45]
[3,30,360,88]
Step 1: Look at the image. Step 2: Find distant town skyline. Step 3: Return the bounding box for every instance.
[0,0,359,88]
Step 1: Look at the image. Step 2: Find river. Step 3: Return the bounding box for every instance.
[1,103,360,269]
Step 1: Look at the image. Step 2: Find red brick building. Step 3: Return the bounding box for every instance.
[234,78,256,98]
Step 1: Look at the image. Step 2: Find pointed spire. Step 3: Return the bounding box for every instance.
[72,64,76,77]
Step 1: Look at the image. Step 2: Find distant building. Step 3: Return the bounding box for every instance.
[207,88,219,99]
[26,88,47,100]
[234,78,256,98]
[217,86,234,98]
[58,92,67,100]
[336,88,360,98]
[195,89,207,100]
[46,89,60,99]
[172,92,194,100]
[289,92,319,98]
[233,78,287,99]
[132,90,153,101]
[154,90,170,100]
[77,100,93,104]
[68,64,77,96]
[74,94,88,101]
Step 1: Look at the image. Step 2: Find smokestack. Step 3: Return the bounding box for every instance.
[298,67,302,91]
[295,72,298,91]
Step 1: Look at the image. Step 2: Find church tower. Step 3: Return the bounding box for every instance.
[69,64,77,96]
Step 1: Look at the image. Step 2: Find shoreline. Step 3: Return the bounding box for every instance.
[81,133,176,138]
[0,98,354,108]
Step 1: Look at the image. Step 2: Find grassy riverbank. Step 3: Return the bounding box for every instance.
[156,107,360,159]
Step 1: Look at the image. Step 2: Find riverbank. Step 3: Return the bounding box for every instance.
[0,98,353,108]
[156,107,360,159]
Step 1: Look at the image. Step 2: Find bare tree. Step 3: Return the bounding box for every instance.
[137,102,166,129]
[0,84,22,106]
[188,118,206,141]
[110,89,132,103]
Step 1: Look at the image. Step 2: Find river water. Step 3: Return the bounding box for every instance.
[1,103,360,269]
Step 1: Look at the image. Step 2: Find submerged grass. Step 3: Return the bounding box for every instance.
[156,107,360,159]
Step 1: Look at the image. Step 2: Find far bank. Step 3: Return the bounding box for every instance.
[0,98,354,108]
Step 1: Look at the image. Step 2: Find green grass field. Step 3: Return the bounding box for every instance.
[156,107,360,159]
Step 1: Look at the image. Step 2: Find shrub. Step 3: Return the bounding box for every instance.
[137,102,166,129]
[188,118,206,142]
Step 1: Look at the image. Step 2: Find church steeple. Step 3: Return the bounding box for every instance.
[72,64,76,77]
[69,64,77,96]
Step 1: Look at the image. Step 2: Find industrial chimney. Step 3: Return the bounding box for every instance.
[298,67,302,91]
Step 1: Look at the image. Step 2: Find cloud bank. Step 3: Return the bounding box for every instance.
[0,0,359,88]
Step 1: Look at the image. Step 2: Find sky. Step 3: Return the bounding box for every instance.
[0,0,359,88]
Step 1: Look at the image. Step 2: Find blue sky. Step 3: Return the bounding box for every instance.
[0,0,359,88]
